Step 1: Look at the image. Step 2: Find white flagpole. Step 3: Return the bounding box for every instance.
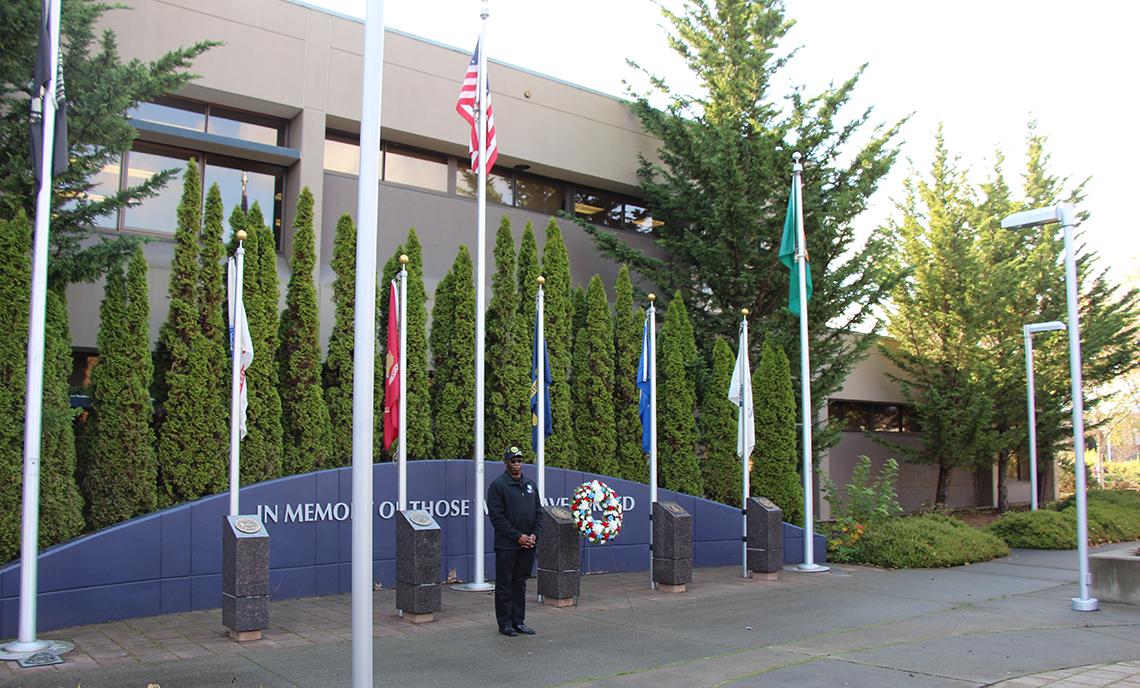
[648,294,657,589]
[5,0,65,657]
[461,1,495,592]
[739,310,750,579]
[536,277,546,501]
[352,0,383,684]
[398,257,408,510]
[227,242,248,516]
[792,152,826,573]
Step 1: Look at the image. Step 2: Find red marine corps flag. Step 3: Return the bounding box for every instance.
[384,280,400,450]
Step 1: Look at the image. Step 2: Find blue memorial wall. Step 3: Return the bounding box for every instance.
[0,461,826,637]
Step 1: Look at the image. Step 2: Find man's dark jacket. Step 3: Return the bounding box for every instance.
[487,471,544,551]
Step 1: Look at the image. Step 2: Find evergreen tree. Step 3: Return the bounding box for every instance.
[0,0,216,288]
[613,268,647,484]
[278,187,331,475]
[196,183,229,468]
[324,213,357,468]
[486,216,529,453]
[579,0,903,462]
[541,218,575,468]
[433,246,476,460]
[241,202,282,483]
[574,276,617,476]
[514,222,541,449]
[702,337,739,506]
[156,159,227,506]
[658,291,701,495]
[753,340,803,524]
[403,229,433,459]
[85,248,156,529]
[571,285,587,346]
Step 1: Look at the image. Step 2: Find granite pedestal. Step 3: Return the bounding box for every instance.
[537,505,580,606]
[746,496,782,579]
[652,501,691,592]
[396,510,441,622]
[222,515,269,641]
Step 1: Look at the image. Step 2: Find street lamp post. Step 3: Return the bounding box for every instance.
[1002,203,1097,612]
[1024,321,1066,511]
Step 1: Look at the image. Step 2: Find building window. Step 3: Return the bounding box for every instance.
[456,161,514,205]
[575,186,659,233]
[829,401,917,433]
[516,173,563,214]
[324,132,361,176]
[129,97,285,146]
[384,145,448,192]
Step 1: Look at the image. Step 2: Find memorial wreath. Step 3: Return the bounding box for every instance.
[571,480,623,545]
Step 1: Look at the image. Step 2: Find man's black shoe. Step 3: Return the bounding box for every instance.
[499,626,518,637]
[514,624,536,635]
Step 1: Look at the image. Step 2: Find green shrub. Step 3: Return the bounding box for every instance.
[850,514,1009,569]
[1103,461,1140,490]
[985,510,1076,549]
[821,455,903,525]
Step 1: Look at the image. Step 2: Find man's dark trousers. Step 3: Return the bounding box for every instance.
[494,547,535,631]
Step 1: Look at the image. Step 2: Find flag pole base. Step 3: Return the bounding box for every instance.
[451,581,495,592]
[0,639,74,660]
[1071,597,1098,612]
[788,563,830,573]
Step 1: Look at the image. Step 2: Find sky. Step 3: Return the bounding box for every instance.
[307,0,1139,282]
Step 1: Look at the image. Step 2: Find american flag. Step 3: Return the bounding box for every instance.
[456,37,498,172]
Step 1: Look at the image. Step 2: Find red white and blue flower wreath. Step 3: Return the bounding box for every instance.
[571,480,623,545]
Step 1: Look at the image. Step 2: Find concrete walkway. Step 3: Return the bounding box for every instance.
[1,541,1137,687]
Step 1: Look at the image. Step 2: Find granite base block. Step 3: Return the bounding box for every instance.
[747,547,783,574]
[652,557,692,586]
[396,512,442,586]
[537,568,580,599]
[222,593,268,632]
[652,502,692,560]
[396,581,441,615]
[537,506,581,572]
[746,497,783,552]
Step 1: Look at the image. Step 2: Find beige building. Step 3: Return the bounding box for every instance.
[75,0,1032,517]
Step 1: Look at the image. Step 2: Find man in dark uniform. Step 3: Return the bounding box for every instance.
[487,446,543,637]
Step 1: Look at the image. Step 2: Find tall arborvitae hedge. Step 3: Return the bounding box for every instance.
[157,159,227,506]
[39,289,85,546]
[278,187,332,475]
[241,202,282,483]
[85,248,157,529]
[541,218,575,468]
[514,222,540,447]
[612,268,647,484]
[574,276,617,476]
[0,214,33,562]
[486,217,529,453]
[658,291,702,495]
[403,229,433,459]
[433,246,476,460]
[324,213,357,468]
[753,340,803,525]
[702,337,740,506]
[197,183,230,469]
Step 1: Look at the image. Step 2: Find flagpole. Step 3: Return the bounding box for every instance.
[791,152,826,573]
[461,0,495,592]
[536,277,546,501]
[648,294,657,589]
[3,0,68,658]
[398,257,408,511]
[740,310,750,579]
[228,237,248,516]
[352,0,384,684]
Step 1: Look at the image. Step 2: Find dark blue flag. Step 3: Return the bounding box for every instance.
[637,315,651,453]
[530,301,553,451]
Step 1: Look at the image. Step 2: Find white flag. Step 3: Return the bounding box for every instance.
[727,326,755,461]
[227,257,255,439]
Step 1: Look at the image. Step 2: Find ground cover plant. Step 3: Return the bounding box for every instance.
[984,489,1140,549]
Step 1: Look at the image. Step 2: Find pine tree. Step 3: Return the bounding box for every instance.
[613,268,647,484]
[702,337,740,506]
[0,0,216,287]
[574,276,617,476]
[403,229,433,459]
[753,340,803,524]
[486,216,529,453]
[578,0,903,463]
[156,159,227,506]
[324,213,357,468]
[433,246,476,460]
[541,218,575,468]
[241,202,282,483]
[85,248,156,529]
[278,187,332,475]
[658,291,702,495]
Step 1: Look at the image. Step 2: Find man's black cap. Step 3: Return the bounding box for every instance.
[504,446,523,461]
